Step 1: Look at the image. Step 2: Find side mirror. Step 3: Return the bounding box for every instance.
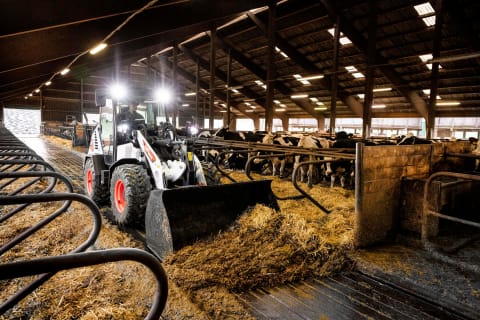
[95,89,109,107]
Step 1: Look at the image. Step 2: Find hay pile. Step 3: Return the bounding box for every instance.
[1,169,355,319]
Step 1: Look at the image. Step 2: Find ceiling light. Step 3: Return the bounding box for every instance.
[60,68,70,76]
[309,97,318,102]
[314,107,327,111]
[373,87,392,92]
[302,74,324,81]
[89,43,107,55]
[316,101,325,106]
[182,103,189,107]
[24,96,28,99]
[244,102,251,106]
[372,104,386,109]
[275,108,286,112]
[185,92,196,96]
[274,100,281,104]
[358,94,365,99]
[220,110,227,113]
[34,89,40,93]
[45,81,52,86]
[291,94,308,99]
[250,106,257,109]
[231,89,240,94]
[436,101,460,106]
[28,93,32,97]
[245,109,254,112]
[280,104,287,108]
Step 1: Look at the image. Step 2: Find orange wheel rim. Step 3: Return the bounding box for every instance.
[86,170,93,194]
[114,180,126,213]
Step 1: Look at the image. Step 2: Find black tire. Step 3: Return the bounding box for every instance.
[110,164,152,226]
[84,158,109,205]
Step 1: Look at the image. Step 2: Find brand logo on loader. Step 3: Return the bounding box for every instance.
[142,140,157,162]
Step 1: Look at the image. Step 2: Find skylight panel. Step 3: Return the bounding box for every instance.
[422,16,436,27]
[414,2,435,16]
[254,80,267,90]
[352,72,365,78]
[419,54,442,70]
[328,28,352,46]
[414,2,436,27]
[345,65,358,72]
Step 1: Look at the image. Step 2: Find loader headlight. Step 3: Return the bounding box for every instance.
[154,87,172,104]
[109,83,128,100]
[118,123,129,133]
[188,126,198,135]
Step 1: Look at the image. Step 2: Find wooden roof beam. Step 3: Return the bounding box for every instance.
[147,57,256,120]
[214,34,321,119]
[246,11,364,117]
[319,0,428,119]
[177,43,266,109]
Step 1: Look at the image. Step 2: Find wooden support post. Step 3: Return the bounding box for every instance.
[226,49,232,128]
[330,16,340,135]
[265,0,276,133]
[362,0,377,139]
[209,25,216,130]
[427,0,444,139]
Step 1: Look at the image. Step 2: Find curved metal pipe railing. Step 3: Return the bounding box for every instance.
[0,128,168,317]
[290,159,348,214]
[422,171,480,275]
[0,171,73,223]
[0,193,102,313]
[244,152,305,201]
[0,248,168,320]
[0,160,58,195]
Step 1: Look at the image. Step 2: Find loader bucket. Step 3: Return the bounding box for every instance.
[145,180,279,260]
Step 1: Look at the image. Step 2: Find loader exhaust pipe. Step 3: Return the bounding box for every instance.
[145,180,278,260]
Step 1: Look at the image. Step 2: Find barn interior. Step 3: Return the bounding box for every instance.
[1,0,480,319]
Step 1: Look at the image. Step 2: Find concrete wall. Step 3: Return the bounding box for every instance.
[354,141,473,247]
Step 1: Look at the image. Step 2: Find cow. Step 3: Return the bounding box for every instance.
[397,132,432,145]
[325,131,356,188]
[262,133,300,178]
[294,134,331,187]
[472,142,480,171]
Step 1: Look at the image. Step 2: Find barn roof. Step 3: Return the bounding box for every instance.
[1,0,480,120]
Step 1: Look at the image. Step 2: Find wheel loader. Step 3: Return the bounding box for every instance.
[83,87,278,260]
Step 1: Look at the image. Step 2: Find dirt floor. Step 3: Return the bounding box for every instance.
[0,138,356,319]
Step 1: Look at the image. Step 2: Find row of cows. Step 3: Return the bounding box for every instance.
[195,128,480,188]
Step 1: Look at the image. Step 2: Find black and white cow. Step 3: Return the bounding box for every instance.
[262,132,300,178]
[325,131,356,188]
[294,134,331,187]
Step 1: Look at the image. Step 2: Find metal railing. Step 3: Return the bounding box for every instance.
[0,128,168,318]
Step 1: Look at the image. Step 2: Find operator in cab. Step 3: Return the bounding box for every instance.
[118,101,144,122]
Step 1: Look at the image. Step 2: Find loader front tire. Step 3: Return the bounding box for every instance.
[111,164,152,226]
[84,158,109,205]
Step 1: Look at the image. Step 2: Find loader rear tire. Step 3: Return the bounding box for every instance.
[111,164,152,226]
[84,158,109,205]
